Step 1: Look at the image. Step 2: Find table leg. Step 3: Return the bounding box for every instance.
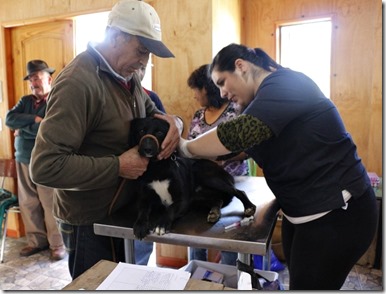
[237,252,251,265]
[262,243,272,270]
[124,238,135,264]
[237,252,251,280]
[187,247,192,262]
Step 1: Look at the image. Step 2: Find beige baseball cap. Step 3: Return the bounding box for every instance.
[107,0,174,58]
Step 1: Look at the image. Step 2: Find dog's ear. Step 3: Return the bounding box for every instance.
[153,118,170,143]
[129,118,143,148]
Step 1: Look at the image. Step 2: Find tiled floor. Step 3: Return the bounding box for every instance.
[0,236,383,291]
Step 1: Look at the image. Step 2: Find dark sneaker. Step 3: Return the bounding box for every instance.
[20,245,49,257]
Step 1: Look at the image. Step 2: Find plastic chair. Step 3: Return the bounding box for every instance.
[0,158,20,263]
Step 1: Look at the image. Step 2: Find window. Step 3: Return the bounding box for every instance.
[74,12,109,56]
[277,18,332,98]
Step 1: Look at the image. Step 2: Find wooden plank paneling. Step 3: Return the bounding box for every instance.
[152,0,213,137]
[0,0,116,26]
[331,0,381,173]
[241,0,277,53]
[212,0,241,56]
[366,0,382,175]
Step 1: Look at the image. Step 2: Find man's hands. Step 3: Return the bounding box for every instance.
[118,146,149,179]
[35,115,43,123]
[154,114,183,160]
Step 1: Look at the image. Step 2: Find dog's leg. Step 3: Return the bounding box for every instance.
[193,160,257,217]
[154,197,191,234]
[207,199,223,223]
[233,188,256,216]
[192,189,226,223]
[133,191,162,240]
[198,182,256,218]
[211,186,256,216]
[133,209,152,240]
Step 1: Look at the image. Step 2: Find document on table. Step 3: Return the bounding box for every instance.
[96,262,191,290]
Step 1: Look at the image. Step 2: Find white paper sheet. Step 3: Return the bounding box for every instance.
[96,262,191,290]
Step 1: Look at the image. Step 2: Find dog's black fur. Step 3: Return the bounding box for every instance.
[130,117,256,240]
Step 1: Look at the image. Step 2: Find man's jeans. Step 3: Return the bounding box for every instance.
[190,247,237,265]
[58,222,153,279]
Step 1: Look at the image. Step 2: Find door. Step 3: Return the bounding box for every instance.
[9,20,74,106]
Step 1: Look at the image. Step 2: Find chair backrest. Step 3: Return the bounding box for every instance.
[0,159,17,189]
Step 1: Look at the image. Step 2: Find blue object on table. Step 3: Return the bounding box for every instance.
[253,249,285,272]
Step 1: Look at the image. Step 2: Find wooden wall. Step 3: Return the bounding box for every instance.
[150,0,213,132]
[0,0,382,177]
[241,0,382,176]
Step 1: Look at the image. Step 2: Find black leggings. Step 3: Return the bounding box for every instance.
[281,188,378,290]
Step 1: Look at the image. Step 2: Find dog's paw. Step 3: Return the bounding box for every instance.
[133,222,152,240]
[207,207,221,223]
[244,205,256,217]
[153,218,172,235]
[154,226,167,235]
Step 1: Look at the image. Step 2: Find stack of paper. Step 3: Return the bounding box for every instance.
[96,262,191,290]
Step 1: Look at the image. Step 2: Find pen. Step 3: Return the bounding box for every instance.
[224,216,254,230]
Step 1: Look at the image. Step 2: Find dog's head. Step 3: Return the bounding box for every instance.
[130,117,170,158]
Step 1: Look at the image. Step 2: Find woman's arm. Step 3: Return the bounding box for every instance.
[179,114,274,159]
[179,127,231,159]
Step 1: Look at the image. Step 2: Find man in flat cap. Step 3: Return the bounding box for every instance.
[6,60,66,261]
[30,0,182,279]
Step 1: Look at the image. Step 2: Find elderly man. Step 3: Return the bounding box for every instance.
[30,0,182,279]
[6,60,66,260]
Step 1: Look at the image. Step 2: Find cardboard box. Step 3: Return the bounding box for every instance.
[180,260,237,288]
[191,266,224,284]
[180,260,278,290]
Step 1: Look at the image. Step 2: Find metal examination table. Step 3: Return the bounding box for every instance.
[93,176,280,271]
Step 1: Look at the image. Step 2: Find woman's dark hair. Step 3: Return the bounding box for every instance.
[209,43,282,74]
[187,64,226,108]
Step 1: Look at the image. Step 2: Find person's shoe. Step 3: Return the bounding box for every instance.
[50,247,66,260]
[20,245,49,257]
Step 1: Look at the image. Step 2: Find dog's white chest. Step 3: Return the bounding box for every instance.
[148,180,173,206]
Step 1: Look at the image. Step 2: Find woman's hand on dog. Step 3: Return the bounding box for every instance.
[154,114,182,160]
[118,146,150,179]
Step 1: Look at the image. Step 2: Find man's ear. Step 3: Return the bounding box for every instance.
[106,27,121,47]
